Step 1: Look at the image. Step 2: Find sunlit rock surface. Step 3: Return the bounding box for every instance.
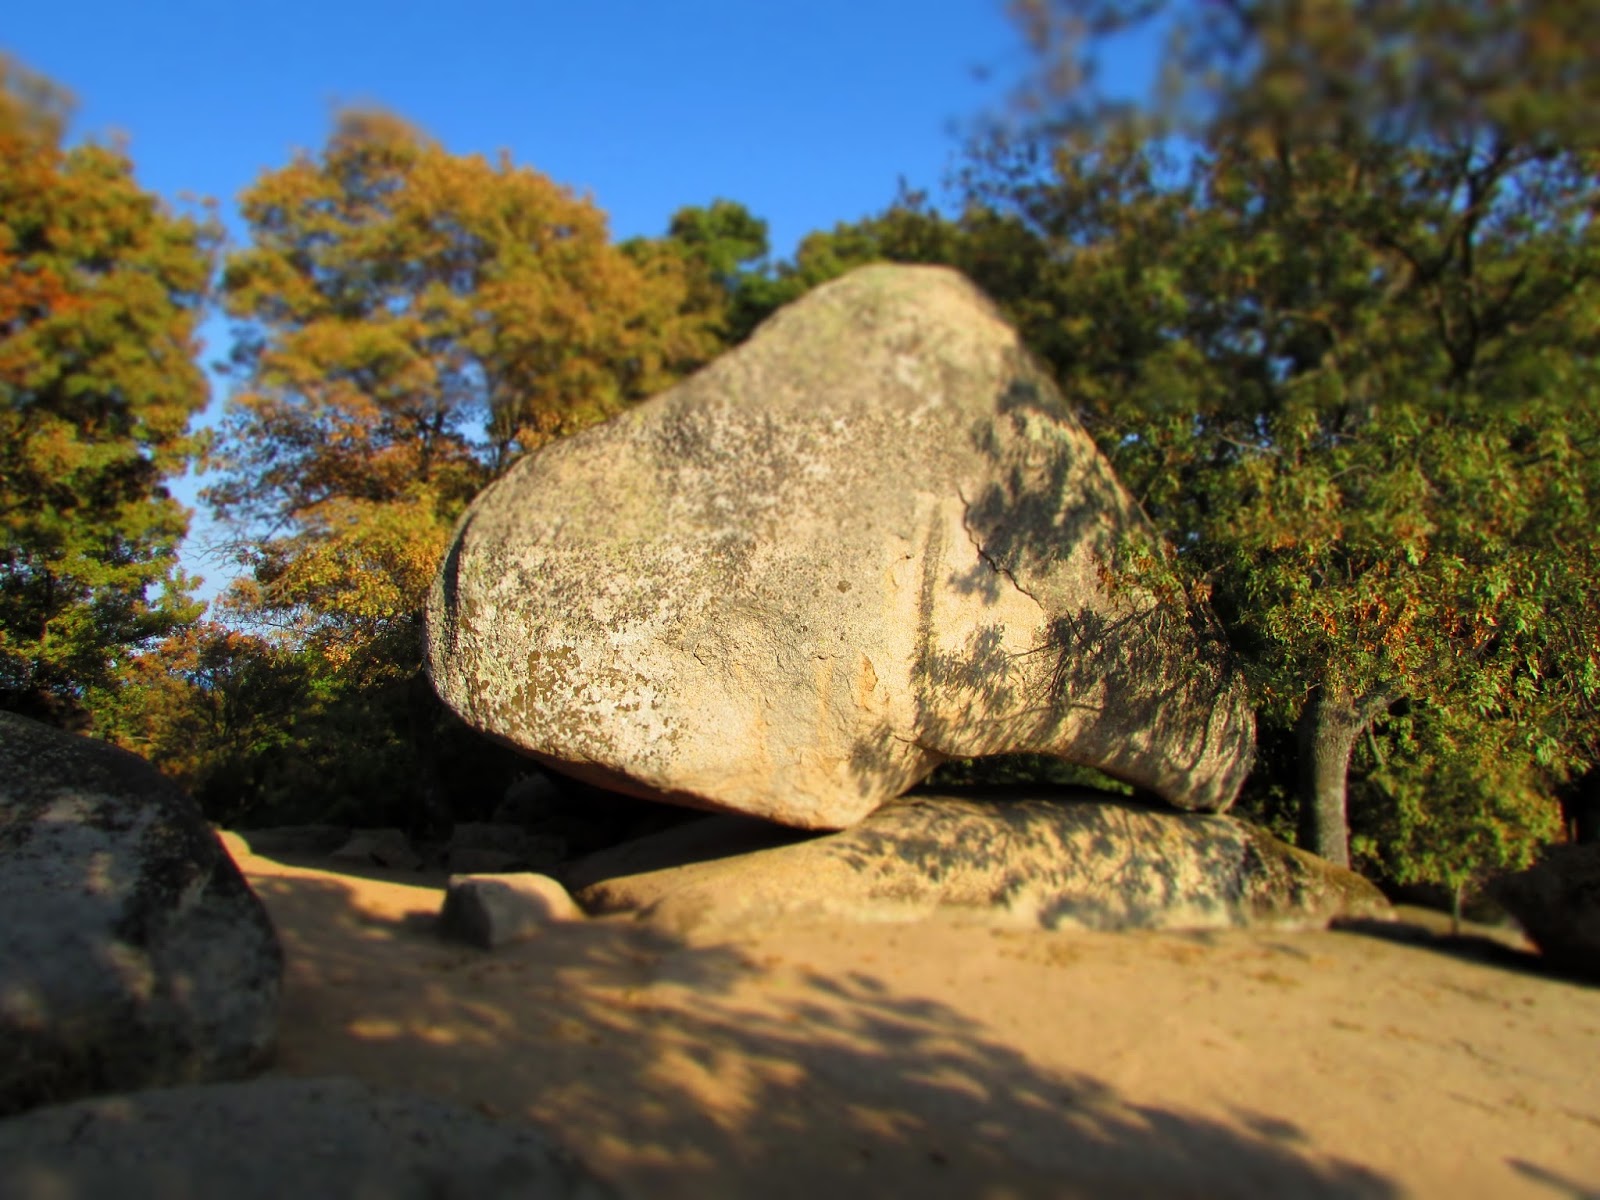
[428,265,1254,828]
[566,791,1392,937]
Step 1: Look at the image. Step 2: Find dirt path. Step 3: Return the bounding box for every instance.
[223,832,1600,1199]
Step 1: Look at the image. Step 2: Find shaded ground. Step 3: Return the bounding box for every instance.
[223,833,1600,1200]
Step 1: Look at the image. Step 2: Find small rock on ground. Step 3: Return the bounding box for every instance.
[440,873,585,949]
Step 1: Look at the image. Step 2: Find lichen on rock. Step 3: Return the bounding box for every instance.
[427,265,1255,828]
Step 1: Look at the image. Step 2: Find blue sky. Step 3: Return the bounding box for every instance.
[2,2,1078,601]
[9,2,1034,265]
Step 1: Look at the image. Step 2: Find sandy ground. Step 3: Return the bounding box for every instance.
[220,832,1600,1200]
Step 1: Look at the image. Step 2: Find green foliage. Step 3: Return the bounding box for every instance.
[1004,0,1598,148]
[188,112,736,827]
[1223,722,1303,847]
[92,619,459,828]
[666,199,771,284]
[0,56,214,721]
[624,198,781,347]
[1350,702,1563,895]
[976,0,1600,878]
[209,109,721,652]
[91,622,313,824]
[666,195,938,338]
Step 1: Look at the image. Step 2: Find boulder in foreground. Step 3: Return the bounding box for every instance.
[0,1076,618,1200]
[565,790,1390,938]
[427,265,1254,829]
[0,712,281,1117]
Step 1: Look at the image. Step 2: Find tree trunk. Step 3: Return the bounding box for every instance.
[1298,686,1391,869]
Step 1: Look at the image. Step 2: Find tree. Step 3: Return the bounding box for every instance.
[0,55,213,723]
[1352,700,1563,931]
[210,109,718,652]
[975,0,1599,873]
[203,112,727,830]
[638,199,777,345]
[90,620,312,825]
[686,191,1062,350]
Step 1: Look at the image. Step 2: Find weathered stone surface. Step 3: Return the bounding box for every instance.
[0,712,281,1117]
[565,790,1390,938]
[1492,844,1600,979]
[427,264,1254,829]
[331,827,424,871]
[441,873,584,949]
[0,1076,619,1200]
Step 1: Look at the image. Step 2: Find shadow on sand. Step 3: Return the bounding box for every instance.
[249,864,1401,1200]
[1330,913,1598,991]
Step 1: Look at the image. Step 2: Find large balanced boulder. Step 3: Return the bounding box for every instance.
[428,265,1253,829]
[565,790,1390,938]
[0,712,282,1117]
[0,1076,618,1200]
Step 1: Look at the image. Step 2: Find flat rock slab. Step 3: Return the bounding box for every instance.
[0,1076,619,1200]
[427,264,1254,828]
[0,713,282,1117]
[566,790,1390,938]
